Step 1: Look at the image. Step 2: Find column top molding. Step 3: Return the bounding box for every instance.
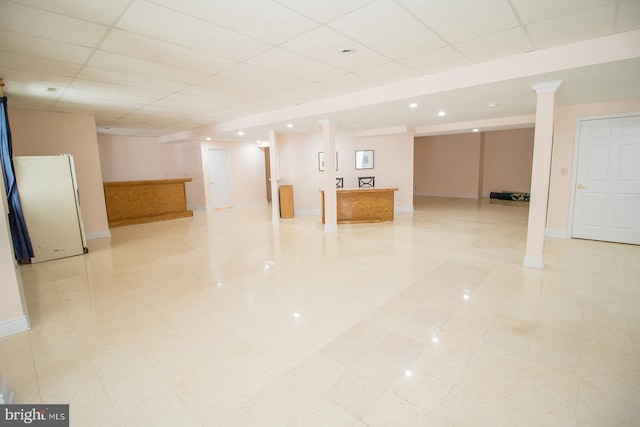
[530,80,563,94]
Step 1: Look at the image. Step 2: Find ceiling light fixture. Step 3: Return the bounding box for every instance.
[237,130,244,136]
[409,103,418,108]
[45,87,59,93]
[205,137,211,141]
[286,123,293,128]
[437,110,446,117]
[488,102,497,108]
[340,48,356,55]
[472,128,479,132]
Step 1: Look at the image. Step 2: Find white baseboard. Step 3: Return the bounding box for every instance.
[324,224,339,233]
[545,228,570,238]
[295,209,322,216]
[414,192,479,199]
[395,206,414,213]
[0,316,30,339]
[86,230,111,240]
[234,200,268,208]
[523,256,544,270]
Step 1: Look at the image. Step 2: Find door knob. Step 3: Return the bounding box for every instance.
[577,184,584,189]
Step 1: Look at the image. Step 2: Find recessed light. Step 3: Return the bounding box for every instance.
[488,102,497,108]
[409,103,418,108]
[45,87,59,93]
[340,48,356,55]
[238,130,244,136]
[205,137,211,141]
[472,128,479,132]
[286,123,293,128]
[437,110,446,117]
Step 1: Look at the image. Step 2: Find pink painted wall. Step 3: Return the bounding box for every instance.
[547,99,640,231]
[8,109,110,238]
[482,128,534,196]
[278,131,414,213]
[98,135,179,181]
[414,133,482,198]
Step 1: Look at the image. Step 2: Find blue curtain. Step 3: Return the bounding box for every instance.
[0,96,34,261]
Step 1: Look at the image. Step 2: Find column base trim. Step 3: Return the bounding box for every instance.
[324,224,338,233]
[523,256,544,269]
[0,316,30,339]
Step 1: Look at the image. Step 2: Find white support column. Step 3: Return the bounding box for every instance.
[319,120,338,233]
[523,80,562,269]
[268,129,280,223]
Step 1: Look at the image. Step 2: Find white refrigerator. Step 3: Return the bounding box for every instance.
[13,155,87,263]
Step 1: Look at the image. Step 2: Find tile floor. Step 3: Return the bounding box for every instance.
[0,197,639,426]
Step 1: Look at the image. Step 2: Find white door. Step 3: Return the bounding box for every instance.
[14,156,85,262]
[207,149,233,209]
[572,115,640,244]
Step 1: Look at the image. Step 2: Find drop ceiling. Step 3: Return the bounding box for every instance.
[1,0,639,142]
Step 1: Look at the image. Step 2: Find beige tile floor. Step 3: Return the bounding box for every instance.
[1,196,639,426]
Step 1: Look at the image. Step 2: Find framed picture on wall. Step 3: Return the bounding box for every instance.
[355,150,374,169]
[318,152,338,171]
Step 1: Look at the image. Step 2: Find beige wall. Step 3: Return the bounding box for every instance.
[414,129,535,199]
[98,135,179,182]
[414,133,482,198]
[547,99,640,231]
[8,109,109,238]
[278,131,414,213]
[483,128,535,196]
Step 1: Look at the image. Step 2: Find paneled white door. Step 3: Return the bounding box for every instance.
[207,149,233,209]
[572,115,640,244]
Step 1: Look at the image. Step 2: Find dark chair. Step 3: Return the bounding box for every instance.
[358,176,375,188]
[336,177,343,188]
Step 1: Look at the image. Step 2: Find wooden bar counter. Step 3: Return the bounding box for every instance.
[321,188,399,224]
[104,178,193,227]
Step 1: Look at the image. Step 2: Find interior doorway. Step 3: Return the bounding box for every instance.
[572,115,640,244]
[207,148,233,209]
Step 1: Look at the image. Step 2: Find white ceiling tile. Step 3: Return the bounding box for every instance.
[356,61,421,83]
[100,29,238,74]
[398,0,520,44]
[69,79,171,99]
[510,0,614,25]
[400,47,471,75]
[281,26,391,72]
[455,28,534,63]
[161,93,233,110]
[178,85,254,104]
[0,79,66,101]
[323,73,376,91]
[274,0,375,23]
[617,0,640,32]
[88,51,210,84]
[150,0,318,45]
[76,67,189,92]
[527,4,616,49]
[116,1,271,61]
[0,68,73,88]
[293,83,343,98]
[329,0,445,59]
[0,52,81,77]
[220,63,311,90]
[0,2,108,46]
[247,48,346,82]
[3,92,57,109]
[8,0,132,25]
[54,97,145,114]
[0,31,93,64]
[61,88,157,105]
[197,76,280,97]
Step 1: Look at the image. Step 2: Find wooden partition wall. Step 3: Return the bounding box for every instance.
[103,178,193,227]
